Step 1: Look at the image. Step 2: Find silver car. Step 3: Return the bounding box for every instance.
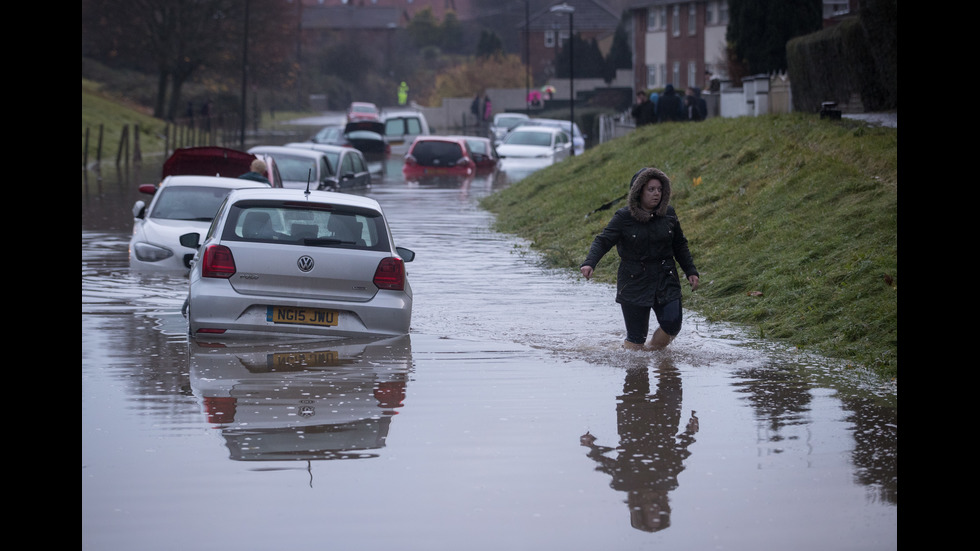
[182,188,415,339]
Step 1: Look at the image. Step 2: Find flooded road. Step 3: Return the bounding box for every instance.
[82,153,897,550]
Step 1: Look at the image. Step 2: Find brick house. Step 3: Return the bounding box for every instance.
[627,0,729,94]
[520,0,621,84]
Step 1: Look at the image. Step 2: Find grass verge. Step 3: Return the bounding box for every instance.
[481,113,898,380]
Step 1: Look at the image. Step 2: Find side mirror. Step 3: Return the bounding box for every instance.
[179,233,201,249]
[396,247,415,262]
[132,200,146,219]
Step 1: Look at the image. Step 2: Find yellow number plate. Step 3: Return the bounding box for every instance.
[267,306,338,327]
[269,350,340,370]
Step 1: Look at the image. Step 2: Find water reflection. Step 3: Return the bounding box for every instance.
[580,357,698,532]
[188,335,413,463]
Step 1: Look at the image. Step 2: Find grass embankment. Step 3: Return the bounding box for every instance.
[481,114,898,380]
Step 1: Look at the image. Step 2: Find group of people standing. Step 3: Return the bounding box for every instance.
[631,84,707,126]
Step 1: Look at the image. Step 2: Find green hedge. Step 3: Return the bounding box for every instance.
[787,0,897,113]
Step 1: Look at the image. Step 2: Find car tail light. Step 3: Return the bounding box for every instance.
[202,396,236,424]
[373,257,405,290]
[202,245,236,278]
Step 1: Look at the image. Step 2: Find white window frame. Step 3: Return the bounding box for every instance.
[545,30,555,48]
[672,5,680,37]
[688,61,697,88]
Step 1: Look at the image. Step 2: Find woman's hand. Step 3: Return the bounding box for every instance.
[688,275,700,290]
[580,266,594,280]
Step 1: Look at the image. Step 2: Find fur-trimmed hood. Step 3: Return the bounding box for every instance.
[628,167,671,221]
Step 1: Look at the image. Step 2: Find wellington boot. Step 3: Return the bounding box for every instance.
[623,340,645,351]
[645,328,674,351]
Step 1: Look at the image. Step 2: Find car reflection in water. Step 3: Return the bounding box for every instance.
[189,335,413,462]
[579,357,698,533]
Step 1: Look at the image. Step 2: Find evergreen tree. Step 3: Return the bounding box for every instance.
[727,0,822,74]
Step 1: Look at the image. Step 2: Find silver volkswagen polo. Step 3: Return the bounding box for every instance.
[182,188,414,339]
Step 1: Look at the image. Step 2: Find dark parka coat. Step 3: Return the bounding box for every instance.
[581,168,698,307]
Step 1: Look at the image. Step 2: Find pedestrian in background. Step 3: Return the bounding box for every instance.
[656,85,684,123]
[631,91,656,126]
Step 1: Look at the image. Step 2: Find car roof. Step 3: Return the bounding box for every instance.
[159,175,271,189]
[285,142,354,154]
[249,145,330,159]
[225,187,384,211]
[509,125,564,134]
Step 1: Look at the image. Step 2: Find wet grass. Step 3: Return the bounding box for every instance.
[481,113,898,380]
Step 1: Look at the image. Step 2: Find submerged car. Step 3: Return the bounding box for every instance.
[347,101,380,122]
[445,135,499,175]
[182,188,415,339]
[489,113,530,143]
[310,121,389,159]
[514,118,585,156]
[402,135,475,181]
[495,126,572,164]
[161,146,283,188]
[381,110,430,155]
[129,175,270,273]
[248,145,334,190]
[284,142,372,190]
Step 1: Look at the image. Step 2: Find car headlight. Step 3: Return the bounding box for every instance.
[133,242,174,262]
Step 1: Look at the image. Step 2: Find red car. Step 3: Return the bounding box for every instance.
[402,136,476,181]
[346,102,380,122]
[161,146,283,187]
[446,135,499,175]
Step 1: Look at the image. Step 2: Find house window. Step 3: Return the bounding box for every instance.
[688,61,697,87]
[647,8,657,31]
[672,5,680,37]
[719,2,728,24]
[647,65,657,88]
[545,30,555,48]
[688,4,697,35]
[672,61,680,86]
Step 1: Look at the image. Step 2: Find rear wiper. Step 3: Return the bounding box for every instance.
[303,238,349,246]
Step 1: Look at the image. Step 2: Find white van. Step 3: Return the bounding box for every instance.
[381,110,430,154]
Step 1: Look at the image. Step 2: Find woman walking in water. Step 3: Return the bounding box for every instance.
[580,167,700,351]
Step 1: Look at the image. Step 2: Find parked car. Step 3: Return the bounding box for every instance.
[402,136,476,182]
[129,175,270,273]
[514,118,585,156]
[347,101,380,122]
[310,124,346,145]
[446,135,499,175]
[248,145,334,190]
[310,121,389,159]
[161,146,283,188]
[381,110,430,155]
[181,188,415,339]
[284,142,371,190]
[495,125,573,164]
[489,112,530,143]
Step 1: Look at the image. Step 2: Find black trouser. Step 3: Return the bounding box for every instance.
[621,299,682,344]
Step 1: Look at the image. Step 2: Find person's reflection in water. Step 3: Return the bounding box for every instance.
[581,358,698,532]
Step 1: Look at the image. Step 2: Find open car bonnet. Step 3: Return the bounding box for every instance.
[162,146,257,178]
[344,120,385,136]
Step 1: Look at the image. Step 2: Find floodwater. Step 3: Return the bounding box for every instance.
[82,146,897,550]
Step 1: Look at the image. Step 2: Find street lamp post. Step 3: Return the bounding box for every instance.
[550,2,575,156]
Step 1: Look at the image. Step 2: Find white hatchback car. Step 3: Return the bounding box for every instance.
[129,175,270,274]
[182,188,415,339]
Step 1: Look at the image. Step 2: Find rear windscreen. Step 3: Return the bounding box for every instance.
[222,202,389,251]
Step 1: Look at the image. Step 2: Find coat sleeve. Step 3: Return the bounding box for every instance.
[671,215,698,278]
[582,211,626,269]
